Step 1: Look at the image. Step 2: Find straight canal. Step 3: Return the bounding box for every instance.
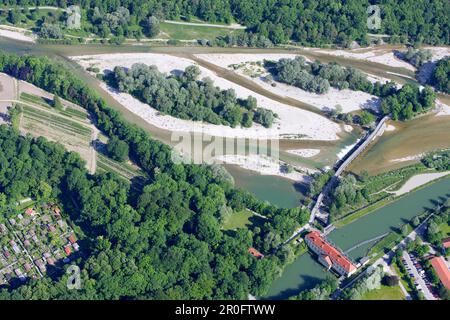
[266,177,450,299]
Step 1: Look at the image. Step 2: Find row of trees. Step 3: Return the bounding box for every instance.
[0,51,309,299]
[2,0,449,46]
[271,56,437,122]
[270,56,374,94]
[111,64,275,128]
[430,57,450,94]
[380,84,436,121]
[400,48,432,68]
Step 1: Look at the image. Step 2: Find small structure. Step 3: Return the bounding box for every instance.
[305,231,357,277]
[25,208,37,217]
[64,245,72,256]
[442,237,450,249]
[248,247,264,259]
[430,256,450,290]
[68,234,77,244]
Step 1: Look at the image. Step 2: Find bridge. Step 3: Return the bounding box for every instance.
[309,116,390,225]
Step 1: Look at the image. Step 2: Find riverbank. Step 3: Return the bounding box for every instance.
[71,53,342,141]
[215,154,316,182]
[0,24,36,43]
[195,53,381,113]
[334,171,450,228]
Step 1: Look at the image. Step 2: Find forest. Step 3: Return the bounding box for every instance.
[269,56,373,94]
[110,64,275,128]
[0,51,310,299]
[0,0,449,46]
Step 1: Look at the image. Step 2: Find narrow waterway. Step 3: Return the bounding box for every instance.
[266,177,450,299]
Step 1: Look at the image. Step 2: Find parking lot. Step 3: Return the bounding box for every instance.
[402,251,439,300]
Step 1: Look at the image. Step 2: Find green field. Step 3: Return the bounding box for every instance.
[439,222,450,237]
[20,92,52,108]
[160,22,241,40]
[21,104,92,139]
[97,153,144,181]
[361,285,405,300]
[222,209,266,230]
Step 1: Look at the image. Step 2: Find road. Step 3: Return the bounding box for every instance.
[163,20,246,29]
[309,116,389,224]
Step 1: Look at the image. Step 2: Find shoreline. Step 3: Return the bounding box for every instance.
[71,53,342,141]
[334,172,450,228]
[195,53,382,113]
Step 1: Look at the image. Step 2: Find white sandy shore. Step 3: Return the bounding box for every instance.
[215,154,315,182]
[436,100,450,117]
[195,53,381,113]
[423,47,450,62]
[71,53,341,140]
[390,154,424,163]
[385,124,396,132]
[286,149,321,158]
[392,171,450,196]
[0,25,36,43]
[313,48,416,71]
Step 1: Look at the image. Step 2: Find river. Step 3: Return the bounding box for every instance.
[266,177,450,299]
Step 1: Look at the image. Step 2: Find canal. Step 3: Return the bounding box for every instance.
[266,177,450,299]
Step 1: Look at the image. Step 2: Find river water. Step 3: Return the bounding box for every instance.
[266,177,450,299]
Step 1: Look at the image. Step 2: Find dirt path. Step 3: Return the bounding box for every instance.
[163,20,246,29]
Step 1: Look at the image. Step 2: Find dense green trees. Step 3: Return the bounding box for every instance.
[430,57,450,94]
[401,48,432,68]
[380,84,436,120]
[269,56,385,95]
[2,1,449,46]
[111,63,275,128]
[106,136,129,162]
[289,277,338,300]
[0,51,309,299]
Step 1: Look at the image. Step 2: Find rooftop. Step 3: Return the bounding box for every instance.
[430,256,450,290]
[305,231,357,274]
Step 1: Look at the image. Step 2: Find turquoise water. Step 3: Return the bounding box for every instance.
[267,177,450,299]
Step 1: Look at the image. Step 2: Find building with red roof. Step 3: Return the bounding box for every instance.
[64,245,72,256]
[430,256,450,290]
[442,237,450,249]
[248,247,264,259]
[68,234,77,244]
[305,231,357,277]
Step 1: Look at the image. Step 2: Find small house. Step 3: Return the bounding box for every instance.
[248,247,264,259]
[68,234,77,244]
[64,245,72,256]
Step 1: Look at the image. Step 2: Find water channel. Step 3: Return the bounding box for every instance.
[266,177,450,299]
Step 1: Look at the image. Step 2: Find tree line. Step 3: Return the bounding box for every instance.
[0,50,309,299]
[1,0,448,47]
[110,63,275,128]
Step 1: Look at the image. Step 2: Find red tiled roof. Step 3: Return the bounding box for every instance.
[430,256,450,290]
[68,234,77,244]
[248,247,264,258]
[305,231,357,274]
[443,237,450,249]
[64,246,72,256]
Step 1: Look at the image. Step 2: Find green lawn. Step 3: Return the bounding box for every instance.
[361,285,405,300]
[439,222,450,237]
[222,209,259,230]
[159,22,241,40]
